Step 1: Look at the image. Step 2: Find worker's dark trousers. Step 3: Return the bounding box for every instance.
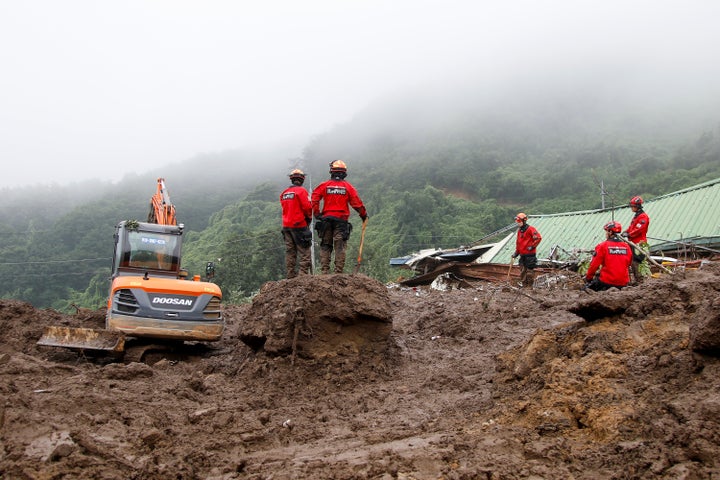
[319,224,347,274]
[518,254,537,287]
[283,230,311,278]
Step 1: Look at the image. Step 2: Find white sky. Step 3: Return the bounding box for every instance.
[1,0,719,189]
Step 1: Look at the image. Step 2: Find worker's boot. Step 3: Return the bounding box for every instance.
[320,248,332,274]
[285,256,297,279]
[519,267,528,288]
[284,233,297,278]
[332,232,346,274]
[334,246,346,274]
[298,246,312,275]
[525,270,535,288]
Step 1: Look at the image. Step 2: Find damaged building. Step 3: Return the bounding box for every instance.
[391,177,720,287]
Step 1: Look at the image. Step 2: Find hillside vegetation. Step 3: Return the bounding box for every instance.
[1,81,720,309]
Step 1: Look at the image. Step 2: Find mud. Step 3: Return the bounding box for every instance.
[1,265,720,479]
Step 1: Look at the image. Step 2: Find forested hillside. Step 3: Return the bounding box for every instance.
[2,80,719,310]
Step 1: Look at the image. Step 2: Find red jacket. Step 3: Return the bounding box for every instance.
[280,185,312,228]
[625,210,649,243]
[586,237,633,286]
[515,225,542,255]
[311,179,366,221]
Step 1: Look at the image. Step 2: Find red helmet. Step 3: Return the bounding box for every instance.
[329,160,347,173]
[604,220,622,233]
[630,196,643,207]
[514,212,528,224]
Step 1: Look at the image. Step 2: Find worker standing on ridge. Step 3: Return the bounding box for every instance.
[621,195,651,284]
[584,220,633,291]
[280,169,313,278]
[512,212,542,287]
[311,160,368,274]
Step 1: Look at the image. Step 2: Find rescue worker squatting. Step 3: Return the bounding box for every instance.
[584,220,633,292]
[311,160,368,274]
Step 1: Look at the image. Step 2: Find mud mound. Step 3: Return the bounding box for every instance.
[237,274,393,358]
[0,300,68,354]
[492,263,720,477]
[1,264,720,479]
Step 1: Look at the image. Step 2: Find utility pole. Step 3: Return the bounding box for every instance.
[601,180,606,210]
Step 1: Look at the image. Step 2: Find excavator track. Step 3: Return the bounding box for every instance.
[122,340,186,364]
[123,344,163,363]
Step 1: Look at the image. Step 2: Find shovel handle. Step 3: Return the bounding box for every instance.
[354,218,368,273]
[624,238,672,274]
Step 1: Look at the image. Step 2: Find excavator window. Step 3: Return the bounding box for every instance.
[125,232,180,271]
[129,250,156,268]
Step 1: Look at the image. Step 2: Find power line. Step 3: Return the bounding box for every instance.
[0,270,110,278]
[0,229,53,236]
[0,257,110,266]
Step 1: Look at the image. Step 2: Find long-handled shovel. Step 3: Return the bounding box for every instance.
[353,218,368,274]
[624,238,672,274]
[506,256,514,282]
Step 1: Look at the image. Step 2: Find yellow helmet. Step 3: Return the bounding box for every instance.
[289,168,305,184]
[329,160,347,172]
[515,212,528,223]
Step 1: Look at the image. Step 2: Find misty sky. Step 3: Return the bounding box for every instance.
[1,1,719,189]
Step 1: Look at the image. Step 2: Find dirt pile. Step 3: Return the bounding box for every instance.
[238,274,392,358]
[1,264,719,479]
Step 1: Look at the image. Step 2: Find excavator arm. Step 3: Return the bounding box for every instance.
[147,177,177,226]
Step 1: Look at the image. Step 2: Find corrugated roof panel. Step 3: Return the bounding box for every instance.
[489,177,720,263]
[647,178,720,242]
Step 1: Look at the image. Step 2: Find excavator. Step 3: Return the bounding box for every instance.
[37,178,224,359]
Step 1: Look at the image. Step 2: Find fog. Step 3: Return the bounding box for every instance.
[1,0,719,189]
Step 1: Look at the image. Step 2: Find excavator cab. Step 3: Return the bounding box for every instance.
[115,222,183,275]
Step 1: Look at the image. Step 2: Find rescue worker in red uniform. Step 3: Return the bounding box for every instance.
[584,220,633,291]
[311,160,367,274]
[621,195,650,283]
[512,212,542,287]
[280,169,313,278]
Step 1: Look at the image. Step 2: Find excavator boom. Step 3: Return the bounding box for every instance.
[147,177,177,226]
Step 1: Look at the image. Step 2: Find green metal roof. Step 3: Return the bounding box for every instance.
[489,177,720,264]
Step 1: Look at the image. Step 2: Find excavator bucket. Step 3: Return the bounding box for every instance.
[37,326,125,355]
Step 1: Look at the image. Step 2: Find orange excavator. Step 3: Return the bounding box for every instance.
[38,178,224,358]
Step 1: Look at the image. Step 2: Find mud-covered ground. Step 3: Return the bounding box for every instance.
[1,264,720,479]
